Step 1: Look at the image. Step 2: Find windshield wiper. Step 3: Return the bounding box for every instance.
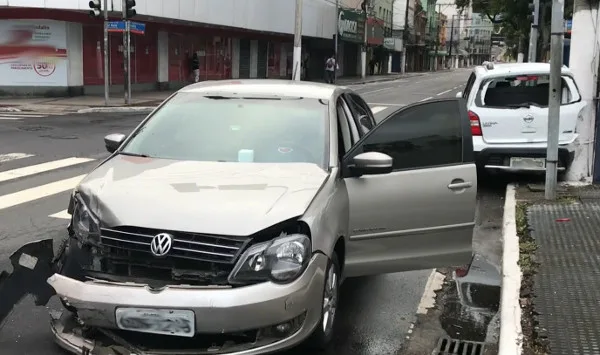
[505,102,539,108]
[118,151,151,158]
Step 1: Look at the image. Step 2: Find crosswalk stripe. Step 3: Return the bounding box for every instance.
[0,153,34,163]
[0,175,85,211]
[49,210,70,220]
[0,157,95,183]
[370,106,387,114]
[0,113,47,120]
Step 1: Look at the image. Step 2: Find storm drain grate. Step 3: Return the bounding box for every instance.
[434,336,486,355]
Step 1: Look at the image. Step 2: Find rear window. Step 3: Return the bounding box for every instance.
[475,74,581,109]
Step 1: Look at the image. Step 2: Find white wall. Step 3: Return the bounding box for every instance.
[65,22,83,86]
[393,0,407,30]
[1,0,337,39]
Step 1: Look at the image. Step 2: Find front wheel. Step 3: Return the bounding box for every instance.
[304,253,340,350]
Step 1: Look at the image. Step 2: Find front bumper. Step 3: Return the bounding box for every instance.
[48,252,329,355]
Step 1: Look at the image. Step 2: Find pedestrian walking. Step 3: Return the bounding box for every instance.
[191,52,200,83]
[325,54,338,84]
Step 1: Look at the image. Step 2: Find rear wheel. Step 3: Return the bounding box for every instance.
[304,253,340,350]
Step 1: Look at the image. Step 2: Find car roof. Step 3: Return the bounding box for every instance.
[474,62,574,79]
[178,79,339,100]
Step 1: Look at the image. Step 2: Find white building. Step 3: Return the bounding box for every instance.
[0,0,338,96]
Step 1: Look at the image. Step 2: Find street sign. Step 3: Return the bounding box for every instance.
[130,21,146,35]
[106,21,126,33]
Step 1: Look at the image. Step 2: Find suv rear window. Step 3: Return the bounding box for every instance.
[475,74,580,108]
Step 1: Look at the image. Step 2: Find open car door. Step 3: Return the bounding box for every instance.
[341,98,477,277]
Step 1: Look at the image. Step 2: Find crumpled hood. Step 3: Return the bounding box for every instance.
[76,155,329,236]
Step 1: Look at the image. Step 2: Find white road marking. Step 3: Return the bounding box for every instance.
[416,269,445,314]
[0,153,34,163]
[419,97,433,102]
[0,175,85,211]
[361,87,394,95]
[436,89,451,96]
[370,106,388,114]
[49,209,70,220]
[0,157,95,183]
[0,113,47,120]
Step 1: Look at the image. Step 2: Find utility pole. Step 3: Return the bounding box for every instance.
[334,0,339,82]
[361,0,369,79]
[528,0,540,62]
[449,14,455,68]
[545,0,565,199]
[293,0,303,81]
[103,0,109,106]
[122,0,130,104]
[433,3,442,71]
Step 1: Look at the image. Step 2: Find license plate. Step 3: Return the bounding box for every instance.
[115,308,195,337]
[509,157,545,169]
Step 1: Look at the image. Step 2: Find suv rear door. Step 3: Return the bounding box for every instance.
[472,73,586,144]
[341,98,476,277]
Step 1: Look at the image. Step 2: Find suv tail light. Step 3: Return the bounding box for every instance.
[469,110,482,136]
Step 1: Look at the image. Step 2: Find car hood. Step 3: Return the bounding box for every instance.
[77,155,329,236]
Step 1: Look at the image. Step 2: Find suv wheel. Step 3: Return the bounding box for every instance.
[305,252,340,350]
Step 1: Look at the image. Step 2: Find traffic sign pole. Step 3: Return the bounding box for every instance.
[122,0,130,104]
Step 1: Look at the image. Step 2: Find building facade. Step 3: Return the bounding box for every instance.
[468,13,493,65]
[0,0,338,96]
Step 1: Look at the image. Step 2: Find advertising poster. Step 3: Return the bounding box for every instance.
[0,19,68,86]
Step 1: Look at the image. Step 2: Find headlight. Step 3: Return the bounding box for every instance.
[71,194,100,244]
[228,233,311,285]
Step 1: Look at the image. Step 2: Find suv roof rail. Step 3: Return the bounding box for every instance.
[482,61,494,70]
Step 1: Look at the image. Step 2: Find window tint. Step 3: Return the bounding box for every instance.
[345,93,375,134]
[463,72,476,98]
[477,74,578,108]
[358,101,463,171]
[122,92,328,168]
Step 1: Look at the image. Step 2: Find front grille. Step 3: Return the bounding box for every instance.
[95,226,251,285]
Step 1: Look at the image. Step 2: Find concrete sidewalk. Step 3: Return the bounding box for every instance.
[500,183,600,355]
[0,72,429,114]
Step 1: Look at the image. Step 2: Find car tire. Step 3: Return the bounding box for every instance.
[304,252,340,351]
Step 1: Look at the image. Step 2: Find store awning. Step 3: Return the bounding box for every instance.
[383,37,403,52]
[458,49,469,56]
[428,50,448,56]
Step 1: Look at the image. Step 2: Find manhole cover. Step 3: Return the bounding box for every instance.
[18,125,53,132]
[434,336,485,355]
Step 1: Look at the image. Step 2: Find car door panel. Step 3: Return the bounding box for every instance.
[341,98,476,278]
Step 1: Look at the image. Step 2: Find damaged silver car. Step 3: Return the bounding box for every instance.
[47,80,477,354]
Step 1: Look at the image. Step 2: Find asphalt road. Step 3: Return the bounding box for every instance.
[0,69,472,355]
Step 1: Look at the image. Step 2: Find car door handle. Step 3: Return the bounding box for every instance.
[447,181,473,190]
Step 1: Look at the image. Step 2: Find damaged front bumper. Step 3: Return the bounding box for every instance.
[47,252,328,355]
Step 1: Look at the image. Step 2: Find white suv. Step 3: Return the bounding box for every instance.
[457,62,586,176]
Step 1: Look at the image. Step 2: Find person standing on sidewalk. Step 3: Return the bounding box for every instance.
[191,52,200,83]
[325,54,338,84]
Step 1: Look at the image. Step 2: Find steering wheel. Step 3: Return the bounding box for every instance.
[256,140,317,164]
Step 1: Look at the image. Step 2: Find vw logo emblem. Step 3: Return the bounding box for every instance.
[150,233,173,257]
[523,114,534,123]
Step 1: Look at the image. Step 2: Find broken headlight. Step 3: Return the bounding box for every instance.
[228,234,311,285]
[71,194,100,244]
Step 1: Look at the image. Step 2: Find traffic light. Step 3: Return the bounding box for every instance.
[527,1,538,25]
[124,0,136,19]
[88,0,101,18]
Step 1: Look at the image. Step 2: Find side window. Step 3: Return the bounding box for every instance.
[463,72,476,99]
[345,93,375,134]
[357,101,463,171]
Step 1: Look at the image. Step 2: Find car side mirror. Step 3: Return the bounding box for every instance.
[455,92,463,98]
[348,152,393,176]
[104,133,126,153]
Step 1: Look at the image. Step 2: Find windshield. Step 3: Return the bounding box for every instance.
[121,92,329,168]
[477,74,577,108]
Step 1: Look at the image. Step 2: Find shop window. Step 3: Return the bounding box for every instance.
[268,42,281,78]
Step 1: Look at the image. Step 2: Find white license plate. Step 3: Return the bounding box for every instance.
[509,157,545,169]
[115,308,195,337]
